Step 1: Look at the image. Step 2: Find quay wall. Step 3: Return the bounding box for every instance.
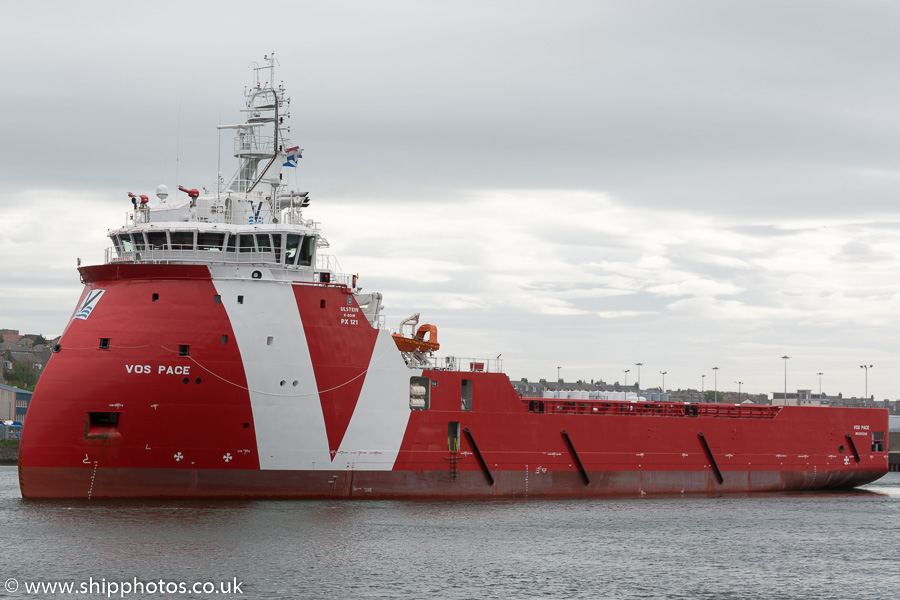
[0,444,18,465]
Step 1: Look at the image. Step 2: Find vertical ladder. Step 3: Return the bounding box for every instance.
[449,451,458,481]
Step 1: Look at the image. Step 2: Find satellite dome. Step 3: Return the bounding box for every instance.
[156,184,169,202]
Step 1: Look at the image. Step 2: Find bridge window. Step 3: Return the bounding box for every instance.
[119,234,134,252]
[117,233,147,252]
[198,232,225,251]
[225,234,237,253]
[239,234,255,253]
[147,231,168,250]
[298,236,315,266]
[170,231,195,250]
[285,234,302,264]
[256,234,272,252]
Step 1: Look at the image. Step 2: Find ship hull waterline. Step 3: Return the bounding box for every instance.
[18,464,886,500]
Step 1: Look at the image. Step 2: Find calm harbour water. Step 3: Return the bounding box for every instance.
[1,466,898,599]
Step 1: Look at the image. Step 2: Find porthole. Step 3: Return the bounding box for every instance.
[279,380,286,387]
[251,270,262,279]
[182,378,189,384]
[195,378,202,384]
[838,445,845,453]
[292,380,299,387]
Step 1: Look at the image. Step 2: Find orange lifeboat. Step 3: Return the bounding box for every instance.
[392,324,440,353]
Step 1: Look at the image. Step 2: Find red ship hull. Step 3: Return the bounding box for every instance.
[19,264,889,499]
[18,466,883,500]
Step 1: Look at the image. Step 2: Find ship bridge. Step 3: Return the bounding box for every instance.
[103,54,385,329]
[108,225,317,271]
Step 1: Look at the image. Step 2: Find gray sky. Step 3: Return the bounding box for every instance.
[3,0,900,399]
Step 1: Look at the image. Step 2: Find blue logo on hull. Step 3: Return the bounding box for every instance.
[74,289,106,320]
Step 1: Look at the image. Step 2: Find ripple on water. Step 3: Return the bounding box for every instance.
[1,467,899,599]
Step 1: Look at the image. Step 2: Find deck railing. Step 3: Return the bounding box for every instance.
[523,399,783,419]
[103,247,354,287]
[234,134,275,155]
[432,356,504,373]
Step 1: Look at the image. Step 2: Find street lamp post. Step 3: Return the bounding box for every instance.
[557,366,561,398]
[660,371,667,392]
[634,363,643,390]
[781,356,790,402]
[860,365,873,400]
[701,374,706,401]
[712,367,719,402]
[735,381,744,402]
[622,369,630,388]
[817,372,824,398]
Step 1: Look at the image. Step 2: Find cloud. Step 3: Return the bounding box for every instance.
[5,1,900,396]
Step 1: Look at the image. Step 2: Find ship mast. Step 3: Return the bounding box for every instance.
[217,53,291,198]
